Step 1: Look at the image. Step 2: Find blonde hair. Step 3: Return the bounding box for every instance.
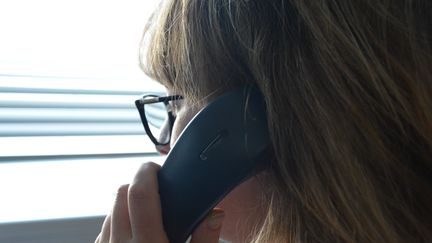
[141,0,432,242]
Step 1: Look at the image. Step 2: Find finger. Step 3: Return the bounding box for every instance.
[128,162,168,242]
[98,214,111,243]
[110,184,132,241]
[190,209,225,243]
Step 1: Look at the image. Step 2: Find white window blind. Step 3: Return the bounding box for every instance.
[0,76,164,159]
[0,76,162,137]
[0,0,166,229]
[0,0,163,159]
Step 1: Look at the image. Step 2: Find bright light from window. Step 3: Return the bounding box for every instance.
[0,156,164,223]
[0,0,160,81]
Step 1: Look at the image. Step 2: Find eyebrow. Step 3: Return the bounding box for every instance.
[137,95,183,105]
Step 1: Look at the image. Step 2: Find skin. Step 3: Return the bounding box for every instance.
[96,91,265,243]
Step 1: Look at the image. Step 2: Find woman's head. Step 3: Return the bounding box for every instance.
[141,0,432,242]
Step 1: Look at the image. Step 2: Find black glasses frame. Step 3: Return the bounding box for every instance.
[135,94,183,146]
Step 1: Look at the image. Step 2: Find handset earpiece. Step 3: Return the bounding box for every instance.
[158,85,270,243]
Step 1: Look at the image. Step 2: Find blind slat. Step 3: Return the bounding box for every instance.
[0,92,137,108]
[0,108,139,122]
[0,123,145,136]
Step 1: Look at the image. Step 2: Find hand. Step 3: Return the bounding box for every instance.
[95,162,225,243]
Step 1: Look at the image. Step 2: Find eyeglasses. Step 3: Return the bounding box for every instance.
[135,94,184,146]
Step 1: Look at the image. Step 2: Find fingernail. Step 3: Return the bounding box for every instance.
[207,212,225,230]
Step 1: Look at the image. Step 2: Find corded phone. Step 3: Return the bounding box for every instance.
[158,85,271,243]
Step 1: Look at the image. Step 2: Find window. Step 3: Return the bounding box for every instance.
[0,1,163,242]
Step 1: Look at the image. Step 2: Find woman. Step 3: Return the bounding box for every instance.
[96,0,432,242]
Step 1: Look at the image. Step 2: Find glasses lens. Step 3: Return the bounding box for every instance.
[144,101,170,144]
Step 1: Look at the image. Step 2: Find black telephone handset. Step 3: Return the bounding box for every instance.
[158,85,271,243]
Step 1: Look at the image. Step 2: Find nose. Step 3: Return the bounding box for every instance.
[155,119,171,155]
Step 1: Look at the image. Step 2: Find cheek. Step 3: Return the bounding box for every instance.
[170,119,187,147]
[217,179,262,215]
[170,108,199,147]
[216,176,267,242]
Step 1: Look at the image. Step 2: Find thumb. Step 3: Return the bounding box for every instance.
[190,208,225,243]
